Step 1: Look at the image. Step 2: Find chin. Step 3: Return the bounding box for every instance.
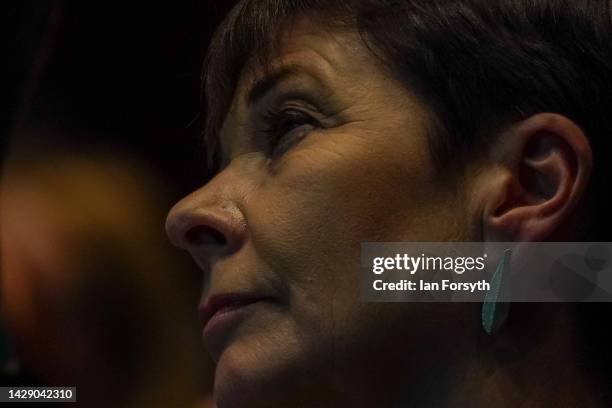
[212,337,302,408]
[214,332,325,408]
[213,357,259,408]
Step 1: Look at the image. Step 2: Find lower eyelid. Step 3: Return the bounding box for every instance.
[270,125,317,157]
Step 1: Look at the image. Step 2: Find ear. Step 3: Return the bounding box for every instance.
[474,113,592,241]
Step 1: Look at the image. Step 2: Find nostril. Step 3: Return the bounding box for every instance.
[185,225,228,247]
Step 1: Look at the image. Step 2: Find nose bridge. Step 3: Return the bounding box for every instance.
[165,164,250,256]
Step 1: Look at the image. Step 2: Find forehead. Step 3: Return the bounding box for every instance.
[234,16,368,101]
[214,17,373,156]
[212,14,429,168]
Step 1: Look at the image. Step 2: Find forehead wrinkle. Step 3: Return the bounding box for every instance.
[239,48,339,105]
[265,14,346,76]
[233,15,362,113]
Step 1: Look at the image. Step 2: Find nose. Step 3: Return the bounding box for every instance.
[165,189,247,259]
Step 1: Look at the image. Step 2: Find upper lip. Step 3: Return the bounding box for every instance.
[198,293,271,331]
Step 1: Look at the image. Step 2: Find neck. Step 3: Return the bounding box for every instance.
[445,305,602,407]
[336,305,604,408]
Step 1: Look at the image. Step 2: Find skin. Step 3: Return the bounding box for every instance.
[166,16,598,408]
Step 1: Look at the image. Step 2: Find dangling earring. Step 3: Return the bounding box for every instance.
[481,248,512,335]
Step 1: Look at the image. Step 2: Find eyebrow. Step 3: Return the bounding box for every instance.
[246,63,330,106]
[203,68,296,175]
[246,67,299,105]
[207,65,333,174]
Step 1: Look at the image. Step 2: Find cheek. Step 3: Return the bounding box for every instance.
[249,126,457,255]
[246,127,461,302]
[238,126,468,380]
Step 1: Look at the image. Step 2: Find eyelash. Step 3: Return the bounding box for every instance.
[261,108,319,158]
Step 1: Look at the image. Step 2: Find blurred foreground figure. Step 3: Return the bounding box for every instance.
[1,150,213,407]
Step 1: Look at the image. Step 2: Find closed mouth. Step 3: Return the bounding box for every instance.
[199,293,272,336]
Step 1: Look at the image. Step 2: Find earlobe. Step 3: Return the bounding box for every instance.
[480,113,593,241]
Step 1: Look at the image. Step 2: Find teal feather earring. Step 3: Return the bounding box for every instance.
[481,248,512,335]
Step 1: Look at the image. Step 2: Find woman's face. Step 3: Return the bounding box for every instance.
[166,18,473,407]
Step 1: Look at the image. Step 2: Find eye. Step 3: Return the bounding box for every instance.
[262,108,319,159]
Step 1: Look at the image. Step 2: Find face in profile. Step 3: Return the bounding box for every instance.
[166,17,477,407]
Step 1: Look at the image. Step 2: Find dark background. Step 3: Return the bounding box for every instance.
[3,1,237,405]
[5,0,236,190]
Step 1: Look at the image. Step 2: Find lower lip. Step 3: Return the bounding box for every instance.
[202,300,267,341]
